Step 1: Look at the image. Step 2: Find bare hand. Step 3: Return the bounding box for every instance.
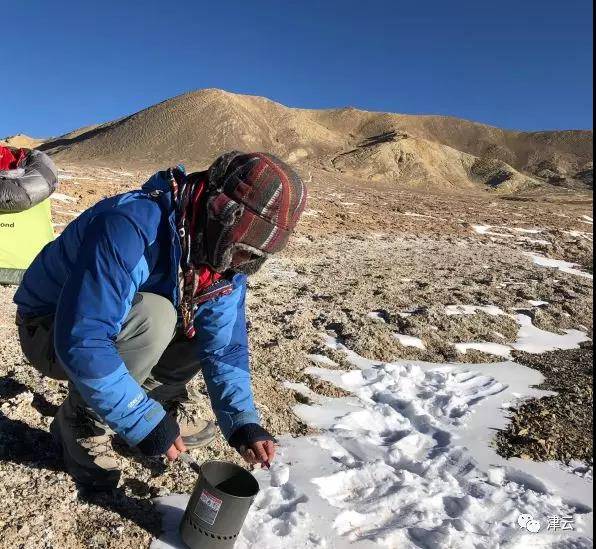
[240,440,276,467]
[166,436,187,461]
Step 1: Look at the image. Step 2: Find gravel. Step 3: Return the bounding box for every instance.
[0,164,592,547]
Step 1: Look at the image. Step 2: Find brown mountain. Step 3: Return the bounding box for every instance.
[1,134,46,149]
[39,89,593,192]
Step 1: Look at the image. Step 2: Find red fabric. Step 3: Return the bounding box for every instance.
[170,170,226,338]
[196,266,223,293]
[188,182,224,299]
[190,183,223,304]
[179,265,224,339]
[0,146,27,171]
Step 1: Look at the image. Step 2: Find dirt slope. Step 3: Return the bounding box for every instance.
[0,133,46,149]
[39,88,592,192]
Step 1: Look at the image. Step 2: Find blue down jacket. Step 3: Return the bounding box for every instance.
[14,171,260,446]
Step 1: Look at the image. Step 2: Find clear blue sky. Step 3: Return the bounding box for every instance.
[2,0,593,137]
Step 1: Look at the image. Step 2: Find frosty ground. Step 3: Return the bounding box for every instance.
[0,165,593,548]
[154,345,592,548]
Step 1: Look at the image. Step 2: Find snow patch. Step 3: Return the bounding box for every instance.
[565,230,593,241]
[509,227,543,234]
[54,209,81,218]
[265,260,299,280]
[518,237,551,246]
[402,211,441,220]
[472,225,515,238]
[445,304,506,316]
[527,254,593,280]
[367,311,387,323]
[151,495,191,549]
[511,314,590,354]
[394,333,426,350]
[154,339,592,548]
[455,314,590,359]
[455,342,513,358]
[105,168,135,176]
[472,224,544,237]
[50,192,76,203]
[307,354,339,367]
[471,225,550,246]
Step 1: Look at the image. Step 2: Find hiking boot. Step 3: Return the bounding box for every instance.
[50,400,121,490]
[163,400,217,449]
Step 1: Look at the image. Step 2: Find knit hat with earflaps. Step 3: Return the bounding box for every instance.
[194,151,308,273]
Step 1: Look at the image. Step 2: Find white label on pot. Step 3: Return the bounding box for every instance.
[196,490,223,526]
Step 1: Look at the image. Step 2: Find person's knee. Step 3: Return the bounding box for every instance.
[120,293,177,351]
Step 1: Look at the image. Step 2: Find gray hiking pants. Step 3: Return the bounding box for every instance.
[17,292,204,412]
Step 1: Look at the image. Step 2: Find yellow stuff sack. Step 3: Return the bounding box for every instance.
[0,199,54,284]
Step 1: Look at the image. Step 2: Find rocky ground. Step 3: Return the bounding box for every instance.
[496,343,593,463]
[0,164,593,548]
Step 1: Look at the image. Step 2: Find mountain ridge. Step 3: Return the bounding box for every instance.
[34,88,594,192]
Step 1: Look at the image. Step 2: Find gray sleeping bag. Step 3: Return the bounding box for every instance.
[0,150,58,213]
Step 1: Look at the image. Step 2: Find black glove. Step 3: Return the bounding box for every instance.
[228,423,276,451]
[136,414,180,456]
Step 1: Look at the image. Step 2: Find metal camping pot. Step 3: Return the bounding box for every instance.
[180,460,260,549]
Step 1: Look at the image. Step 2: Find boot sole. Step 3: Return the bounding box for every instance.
[50,419,121,491]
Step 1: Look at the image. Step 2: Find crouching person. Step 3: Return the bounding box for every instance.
[14,152,307,489]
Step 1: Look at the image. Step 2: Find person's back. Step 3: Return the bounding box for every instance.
[15,177,176,319]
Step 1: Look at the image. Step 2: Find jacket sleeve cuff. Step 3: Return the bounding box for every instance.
[136,414,180,456]
[228,423,276,449]
[218,410,261,441]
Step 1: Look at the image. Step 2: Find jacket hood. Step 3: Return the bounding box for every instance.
[141,169,175,194]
